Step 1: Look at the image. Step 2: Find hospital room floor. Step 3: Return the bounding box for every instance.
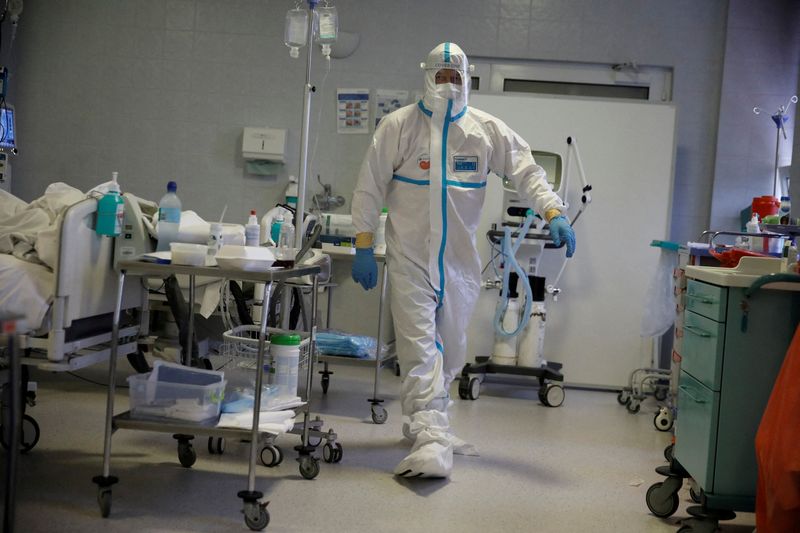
[6,363,756,533]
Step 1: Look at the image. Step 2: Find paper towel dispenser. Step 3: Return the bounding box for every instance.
[242,127,287,163]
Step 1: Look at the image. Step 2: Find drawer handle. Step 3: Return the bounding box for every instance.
[679,385,707,404]
[687,293,716,305]
[684,325,713,338]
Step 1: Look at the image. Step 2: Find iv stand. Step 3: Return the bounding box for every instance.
[294,0,320,251]
[754,95,797,197]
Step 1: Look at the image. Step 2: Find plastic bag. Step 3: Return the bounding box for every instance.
[755,323,800,532]
[316,330,378,359]
[640,249,678,338]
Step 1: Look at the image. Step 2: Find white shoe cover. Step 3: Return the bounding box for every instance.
[395,410,453,478]
[394,432,453,478]
[403,422,480,457]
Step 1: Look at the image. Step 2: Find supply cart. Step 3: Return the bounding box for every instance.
[317,250,398,424]
[92,260,339,531]
[645,268,800,532]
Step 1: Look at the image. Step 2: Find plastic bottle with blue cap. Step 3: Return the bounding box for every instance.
[157,181,181,252]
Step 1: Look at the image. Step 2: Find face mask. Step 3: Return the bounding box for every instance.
[434,82,463,101]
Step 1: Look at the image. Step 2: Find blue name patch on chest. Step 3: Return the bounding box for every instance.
[453,155,478,172]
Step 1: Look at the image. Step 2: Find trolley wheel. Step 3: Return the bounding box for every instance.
[689,486,702,504]
[260,444,283,467]
[627,401,641,414]
[332,442,343,463]
[654,386,668,402]
[617,390,630,405]
[654,409,673,432]
[539,383,565,407]
[371,404,388,424]
[645,481,680,518]
[177,442,196,468]
[243,502,270,531]
[0,414,41,453]
[299,456,320,480]
[207,437,225,455]
[458,377,470,400]
[458,377,480,401]
[323,442,335,463]
[97,487,112,518]
[321,374,330,394]
[663,443,674,463]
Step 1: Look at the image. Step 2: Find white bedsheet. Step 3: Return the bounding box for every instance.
[0,253,53,333]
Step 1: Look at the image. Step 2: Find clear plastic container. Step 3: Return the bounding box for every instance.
[157,181,181,252]
[284,8,308,58]
[170,242,207,266]
[127,373,226,423]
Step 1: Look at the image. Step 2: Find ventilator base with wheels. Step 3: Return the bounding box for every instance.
[458,357,565,407]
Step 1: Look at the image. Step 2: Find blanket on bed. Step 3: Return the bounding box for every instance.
[0,183,85,269]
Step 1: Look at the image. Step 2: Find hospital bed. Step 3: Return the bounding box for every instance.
[5,195,147,371]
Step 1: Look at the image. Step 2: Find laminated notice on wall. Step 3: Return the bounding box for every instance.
[337,88,370,134]
[375,89,409,128]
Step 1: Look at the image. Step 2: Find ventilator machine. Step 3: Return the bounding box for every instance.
[459,137,592,407]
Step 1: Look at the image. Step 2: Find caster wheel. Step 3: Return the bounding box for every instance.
[539,383,565,407]
[664,443,674,462]
[207,437,225,455]
[260,444,283,467]
[243,503,270,531]
[0,414,41,453]
[321,374,330,394]
[322,442,336,463]
[458,377,470,400]
[646,481,680,518]
[332,442,343,463]
[627,401,641,414]
[654,409,674,432]
[689,486,702,504]
[299,456,320,480]
[371,405,388,424]
[654,386,668,402]
[322,442,343,463]
[616,390,630,405]
[177,442,196,468]
[97,488,112,518]
[466,378,481,400]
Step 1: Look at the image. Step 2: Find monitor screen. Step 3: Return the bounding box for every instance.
[0,106,16,150]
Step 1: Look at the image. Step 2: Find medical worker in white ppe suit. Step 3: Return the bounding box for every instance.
[351,42,575,478]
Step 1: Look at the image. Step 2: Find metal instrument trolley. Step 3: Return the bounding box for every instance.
[318,251,398,424]
[92,261,339,531]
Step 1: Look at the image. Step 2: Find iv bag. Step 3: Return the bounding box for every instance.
[284,8,308,58]
[315,6,338,44]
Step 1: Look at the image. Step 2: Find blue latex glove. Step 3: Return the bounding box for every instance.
[548,215,576,258]
[352,247,378,290]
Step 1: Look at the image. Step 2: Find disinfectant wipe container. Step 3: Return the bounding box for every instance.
[270,334,301,399]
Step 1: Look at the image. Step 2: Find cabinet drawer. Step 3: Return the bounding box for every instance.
[686,280,727,322]
[674,371,720,493]
[681,311,725,391]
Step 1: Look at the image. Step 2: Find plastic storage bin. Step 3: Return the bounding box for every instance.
[127,370,226,423]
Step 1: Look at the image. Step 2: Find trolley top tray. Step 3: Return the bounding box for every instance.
[117,260,321,283]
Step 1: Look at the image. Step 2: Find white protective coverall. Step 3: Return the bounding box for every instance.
[351,43,566,477]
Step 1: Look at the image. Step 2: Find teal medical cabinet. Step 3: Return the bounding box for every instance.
[645,260,800,533]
